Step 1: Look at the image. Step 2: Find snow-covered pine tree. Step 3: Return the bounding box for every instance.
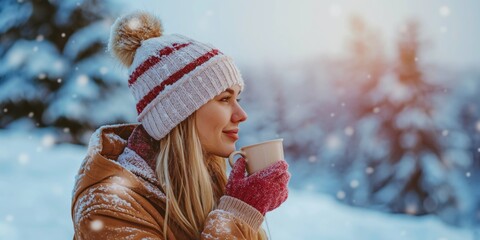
[324,15,388,206]
[0,0,134,144]
[356,20,469,225]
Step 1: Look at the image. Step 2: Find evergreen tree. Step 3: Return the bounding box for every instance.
[326,15,387,205]
[0,0,133,144]
[357,21,467,224]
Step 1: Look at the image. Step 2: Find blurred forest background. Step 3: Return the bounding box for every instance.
[1,0,479,238]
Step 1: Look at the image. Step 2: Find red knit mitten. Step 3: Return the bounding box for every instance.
[225,157,290,215]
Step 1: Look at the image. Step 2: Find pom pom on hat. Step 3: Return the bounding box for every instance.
[108,11,163,67]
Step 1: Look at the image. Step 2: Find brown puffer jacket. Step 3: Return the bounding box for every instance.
[71,123,265,239]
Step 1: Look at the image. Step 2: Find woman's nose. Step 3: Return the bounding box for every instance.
[232,105,248,123]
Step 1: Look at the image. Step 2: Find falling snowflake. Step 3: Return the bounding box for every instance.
[439,6,450,17]
[61,33,66,38]
[99,67,108,75]
[90,219,104,231]
[350,180,359,189]
[42,134,55,148]
[308,155,317,163]
[28,112,34,118]
[442,130,449,136]
[344,126,354,136]
[18,153,29,165]
[127,17,141,30]
[36,35,44,42]
[77,75,89,86]
[53,61,64,72]
[365,167,374,174]
[110,176,131,187]
[5,214,14,222]
[373,107,380,113]
[326,135,341,149]
[476,121,480,132]
[336,190,346,199]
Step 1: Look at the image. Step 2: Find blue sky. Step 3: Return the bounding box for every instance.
[120,0,480,69]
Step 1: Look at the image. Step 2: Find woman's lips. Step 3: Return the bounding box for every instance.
[225,133,238,140]
[223,129,239,140]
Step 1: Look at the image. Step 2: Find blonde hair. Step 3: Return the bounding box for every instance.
[155,112,266,239]
[155,112,222,238]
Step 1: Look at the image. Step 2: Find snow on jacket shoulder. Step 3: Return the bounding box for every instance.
[71,123,265,240]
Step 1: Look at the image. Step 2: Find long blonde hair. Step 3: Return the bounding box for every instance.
[155,112,267,239]
[155,111,222,238]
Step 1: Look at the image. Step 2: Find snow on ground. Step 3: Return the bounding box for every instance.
[0,129,475,240]
[268,191,475,240]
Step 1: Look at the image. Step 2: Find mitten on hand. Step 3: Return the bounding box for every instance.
[225,157,290,215]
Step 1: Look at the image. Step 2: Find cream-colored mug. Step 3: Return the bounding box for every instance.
[228,139,284,175]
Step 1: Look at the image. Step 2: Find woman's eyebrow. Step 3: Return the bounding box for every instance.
[223,88,242,95]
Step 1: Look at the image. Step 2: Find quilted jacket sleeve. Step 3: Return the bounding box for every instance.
[72,184,172,240]
[201,196,266,240]
[74,210,165,240]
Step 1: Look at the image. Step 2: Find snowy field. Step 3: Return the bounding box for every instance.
[0,129,476,240]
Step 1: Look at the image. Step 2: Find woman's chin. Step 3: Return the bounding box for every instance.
[218,145,236,158]
[205,137,237,158]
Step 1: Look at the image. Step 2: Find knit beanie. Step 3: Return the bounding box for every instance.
[108,11,244,140]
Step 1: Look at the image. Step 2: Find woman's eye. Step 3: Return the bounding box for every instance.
[220,97,241,103]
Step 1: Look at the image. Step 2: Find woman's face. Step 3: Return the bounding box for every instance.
[195,84,247,158]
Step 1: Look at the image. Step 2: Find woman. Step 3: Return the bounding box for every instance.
[71,11,290,240]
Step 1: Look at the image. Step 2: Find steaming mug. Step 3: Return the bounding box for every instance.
[228,139,284,175]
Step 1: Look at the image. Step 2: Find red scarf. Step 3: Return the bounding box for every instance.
[126,124,160,172]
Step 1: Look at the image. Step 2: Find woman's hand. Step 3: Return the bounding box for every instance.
[225,157,290,215]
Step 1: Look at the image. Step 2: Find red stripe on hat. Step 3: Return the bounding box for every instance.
[128,42,191,86]
[136,49,220,114]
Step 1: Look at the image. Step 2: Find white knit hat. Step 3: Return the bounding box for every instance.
[108,12,244,140]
